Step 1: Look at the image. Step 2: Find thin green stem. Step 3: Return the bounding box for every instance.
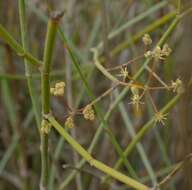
[0,134,18,175]
[40,12,63,190]
[0,24,42,66]
[116,90,157,186]
[111,12,176,56]
[18,1,41,189]
[18,0,41,128]
[103,94,181,183]
[18,0,31,184]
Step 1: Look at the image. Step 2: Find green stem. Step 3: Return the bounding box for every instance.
[103,94,181,183]
[112,5,192,58]
[116,90,157,185]
[0,24,42,66]
[18,0,40,189]
[18,0,41,128]
[40,12,63,190]
[48,116,150,190]
[0,134,18,174]
[111,12,176,56]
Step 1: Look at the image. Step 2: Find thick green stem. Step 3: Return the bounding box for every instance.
[40,12,63,190]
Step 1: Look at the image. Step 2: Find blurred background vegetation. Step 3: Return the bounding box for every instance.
[0,0,192,190]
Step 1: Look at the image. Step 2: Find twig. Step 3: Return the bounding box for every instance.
[107,54,144,71]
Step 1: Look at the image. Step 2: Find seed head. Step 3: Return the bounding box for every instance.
[41,119,52,134]
[142,34,152,46]
[55,81,65,89]
[145,44,172,61]
[154,112,168,126]
[162,44,172,57]
[65,116,74,129]
[131,94,142,111]
[118,67,129,80]
[55,88,64,96]
[171,78,184,94]
[50,87,55,94]
[131,86,143,111]
[153,44,172,60]
[144,51,153,58]
[50,81,65,96]
[130,87,143,111]
[83,104,95,121]
[153,46,164,60]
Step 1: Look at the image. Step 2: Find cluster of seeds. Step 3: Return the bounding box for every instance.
[118,67,129,80]
[154,112,168,126]
[41,119,52,134]
[65,116,75,128]
[144,44,172,60]
[171,78,183,94]
[83,104,95,121]
[142,33,152,46]
[50,81,65,96]
[130,87,143,111]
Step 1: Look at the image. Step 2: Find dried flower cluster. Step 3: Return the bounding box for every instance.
[144,44,172,60]
[65,116,74,128]
[154,112,168,126]
[83,104,95,121]
[171,78,184,94]
[130,87,143,111]
[142,34,152,46]
[118,67,129,80]
[50,81,65,96]
[41,119,52,134]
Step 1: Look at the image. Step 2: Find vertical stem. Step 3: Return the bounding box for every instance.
[18,0,41,128]
[40,12,63,190]
[18,1,32,189]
